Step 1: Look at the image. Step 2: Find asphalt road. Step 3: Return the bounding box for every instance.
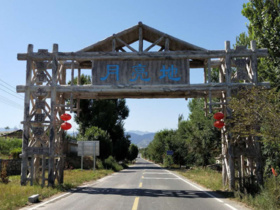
[23,158,250,210]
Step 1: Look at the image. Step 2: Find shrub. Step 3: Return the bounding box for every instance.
[0,160,9,184]
[96,159,104,169]
[103,156,123,171]
[10,148,21,159]
[0,137,22,156]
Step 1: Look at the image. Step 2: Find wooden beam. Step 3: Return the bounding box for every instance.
[17,82,270,94]
[18,48,268,61]
[144,36,164,52]
[115,36,137,52]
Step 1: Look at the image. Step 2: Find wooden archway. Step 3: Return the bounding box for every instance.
[17,22,268,189]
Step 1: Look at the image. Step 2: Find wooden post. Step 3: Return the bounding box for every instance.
[112,38,116,52]
[78,68,81,85]
[221,129,227,187]
[225,41,231,84]
[30,156,34,186]
[139,22,143,53]
[225,41,235,191]
[48,44,58,187]
[41,155,46,187]
[91,60,94,85]
[207,58,211,83]
[186,59,190,85]
[165,37,169,51]
[71,60,74,86]
[21,44,33,186]
[250,40,258,83]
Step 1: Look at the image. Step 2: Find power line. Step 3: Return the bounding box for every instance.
[0,79,19,90]
[0,94,23,107]
[0,87,24,100]
[0,83,24,99]
[0,99,23,110]
[0,79,24,99]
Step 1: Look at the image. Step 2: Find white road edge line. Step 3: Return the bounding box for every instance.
[149,161,238,210]
[143,177,179,179]
[28,192,71,210]
[27,173,114,210]
[143,172,171,174]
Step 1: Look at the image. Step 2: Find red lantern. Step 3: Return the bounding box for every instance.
[61,122,72,130]
[214,120,225,129]
[60,113,71,121]
[272,168,278,177]
[213,112,224,120]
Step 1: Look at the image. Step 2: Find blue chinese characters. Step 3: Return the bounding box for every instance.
[100,64,181,82]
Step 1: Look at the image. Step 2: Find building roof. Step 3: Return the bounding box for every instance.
[78,22,206,52]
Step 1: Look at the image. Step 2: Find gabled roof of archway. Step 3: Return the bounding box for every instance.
[78,22,207,52]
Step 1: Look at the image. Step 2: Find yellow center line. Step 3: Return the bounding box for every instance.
[139,182,142,188]
[132,197,139,210]
[142,176,144,179]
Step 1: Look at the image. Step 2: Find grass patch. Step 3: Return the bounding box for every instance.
[0,169,114,210]
[176,167,224,191]
[176,167,280,209]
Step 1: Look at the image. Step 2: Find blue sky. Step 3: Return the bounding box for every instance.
[0,0,248,132]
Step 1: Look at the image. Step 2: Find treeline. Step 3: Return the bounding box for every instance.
[141,98,221,167]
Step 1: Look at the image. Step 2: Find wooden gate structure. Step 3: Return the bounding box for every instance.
[17,22,269,189]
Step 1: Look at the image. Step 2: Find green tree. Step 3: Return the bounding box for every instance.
[127,144,139,161]
[228,87,280,170]
[185,98,221,166]
[73,74,130,161]
[81,126,112,160]
[238,0,280,87]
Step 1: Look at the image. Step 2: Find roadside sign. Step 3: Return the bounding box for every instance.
[77,141,99,171]
[166,150,174,155]
[78,141,99,156]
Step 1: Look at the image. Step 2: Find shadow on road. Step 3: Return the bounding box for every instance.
[74,187,233,199]
[127,162,162,171]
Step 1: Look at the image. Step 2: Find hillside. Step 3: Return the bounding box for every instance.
[126,131,155,148]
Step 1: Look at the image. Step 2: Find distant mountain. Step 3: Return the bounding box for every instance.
[126,131,155,148]
[127,130,152,136]
[0,127,18,132]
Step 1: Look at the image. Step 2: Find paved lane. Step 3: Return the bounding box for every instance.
[23,158,250,210]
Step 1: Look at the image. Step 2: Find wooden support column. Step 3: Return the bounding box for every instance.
[207,58,212,113]
[221,129,227,187]
[48,44,58,187]
[21,44,33,186]
[225,40,235,191]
